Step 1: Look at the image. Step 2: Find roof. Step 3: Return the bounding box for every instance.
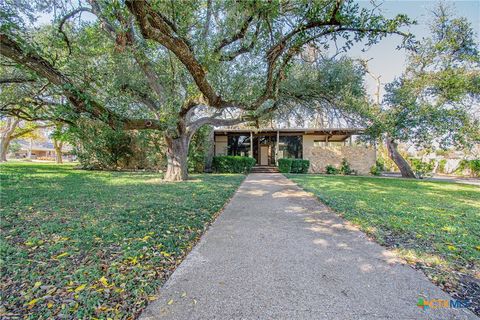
[214,127,365,134]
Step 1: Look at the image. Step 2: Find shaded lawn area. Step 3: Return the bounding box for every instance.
[0,163,244,319]
[287,174,480,313]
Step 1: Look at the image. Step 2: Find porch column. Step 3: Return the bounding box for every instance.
[250,131,253,158]
[276,130,280,165]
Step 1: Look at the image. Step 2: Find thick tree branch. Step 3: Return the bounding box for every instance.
[214,15,254,53]
[219,22,261,61]
[0,77,36,84]
[187,115,245,136]
[126,0,222,107]
[0,33,165,131]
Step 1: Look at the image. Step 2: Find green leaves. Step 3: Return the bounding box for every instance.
[0,162,244,318]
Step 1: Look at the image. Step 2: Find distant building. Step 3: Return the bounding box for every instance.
[10,139,74,160]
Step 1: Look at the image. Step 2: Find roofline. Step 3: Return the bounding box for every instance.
[214,128,365,134]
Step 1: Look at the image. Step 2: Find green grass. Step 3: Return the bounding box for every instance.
[0,163,244,319]
[287,174,479,302]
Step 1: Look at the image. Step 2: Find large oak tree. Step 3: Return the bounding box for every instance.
[0,0,413,180]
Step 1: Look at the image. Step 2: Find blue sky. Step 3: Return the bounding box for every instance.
[350,0,480,97]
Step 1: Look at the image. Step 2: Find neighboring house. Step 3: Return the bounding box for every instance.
[214,128,376,174]
[11,139,73,160]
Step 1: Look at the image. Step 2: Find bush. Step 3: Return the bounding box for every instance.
[299,159,310,173]
[212,156,256,173]
[456,159,480,177]
[278,158,293,173]
[339,158,354,175]
[437,159,447,174]
[470,160,480,177]
[325,164,339,174]
[71,120,166,170]
[410,158,434,179]
[188,126,212,173]
[278,159,310,173]
[370,159,385,176]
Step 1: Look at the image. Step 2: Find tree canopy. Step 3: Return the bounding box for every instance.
[0,0,414,180]
[366,4,480,177]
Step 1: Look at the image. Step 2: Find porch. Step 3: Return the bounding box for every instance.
[214,128,362,166]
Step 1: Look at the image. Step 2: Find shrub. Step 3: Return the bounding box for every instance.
[298,159,310,173]
[339,158,354,175]
[457,159,480,177]
[437,159,447,174]
[278,158,293,173]
[410,158,434,179]
[290,159,310,173]
[470,160,480,177]
[370,159,384,176]
[188,126,212,173]
[71,119,166,170]
[278,159,309,173]
[325,164,339,174]
[212,156,256,173]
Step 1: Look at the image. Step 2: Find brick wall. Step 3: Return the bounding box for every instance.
[303,145,376,175]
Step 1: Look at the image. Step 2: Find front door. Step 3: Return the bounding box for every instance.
[260,145,269,165]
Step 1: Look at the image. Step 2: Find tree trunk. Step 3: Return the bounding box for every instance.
[204,127,214,173]
[385,137,416,178]
[54,141,63,164]
[0,137,10,162]
[164,135,189,181]
[0,117,19,162]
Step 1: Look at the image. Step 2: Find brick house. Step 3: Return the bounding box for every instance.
[214,128,376,174]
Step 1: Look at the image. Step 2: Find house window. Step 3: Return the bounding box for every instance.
[279,136,302,159]
[313,140,326,147]
[228,135,251,157]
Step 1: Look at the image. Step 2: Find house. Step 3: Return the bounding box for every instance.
[214,128,376,174]
[11,139,73,160]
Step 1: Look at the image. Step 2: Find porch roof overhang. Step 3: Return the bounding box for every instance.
[214,128,364,141]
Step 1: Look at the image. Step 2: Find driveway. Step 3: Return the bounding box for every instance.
[140,173,477,320]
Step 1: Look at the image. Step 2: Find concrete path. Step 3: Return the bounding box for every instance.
[141,173,477,320]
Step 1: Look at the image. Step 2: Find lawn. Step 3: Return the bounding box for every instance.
[287,174,480,312]
[0,163,244,319]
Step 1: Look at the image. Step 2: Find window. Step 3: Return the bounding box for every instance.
[279,136,302,159]
[313,140,326,147]
[228,135,251,157]
[329,141,345,147]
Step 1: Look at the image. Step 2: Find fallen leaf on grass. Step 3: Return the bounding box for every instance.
[75,284,86,293]
[54,252,69,259]
[167,299,174,305]
[99,276,109,287]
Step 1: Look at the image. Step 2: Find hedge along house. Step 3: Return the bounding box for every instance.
[214,128,376,174]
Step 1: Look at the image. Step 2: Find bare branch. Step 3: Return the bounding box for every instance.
[0,77,36,84]
[58,7,93,55]
[214,15,254,53]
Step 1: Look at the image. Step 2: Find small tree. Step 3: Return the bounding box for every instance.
[368,4,480,178]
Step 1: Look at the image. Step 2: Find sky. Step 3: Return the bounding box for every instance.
[349,0,480,98]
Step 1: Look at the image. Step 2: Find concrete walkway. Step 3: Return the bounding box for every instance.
[141,173,477,320]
